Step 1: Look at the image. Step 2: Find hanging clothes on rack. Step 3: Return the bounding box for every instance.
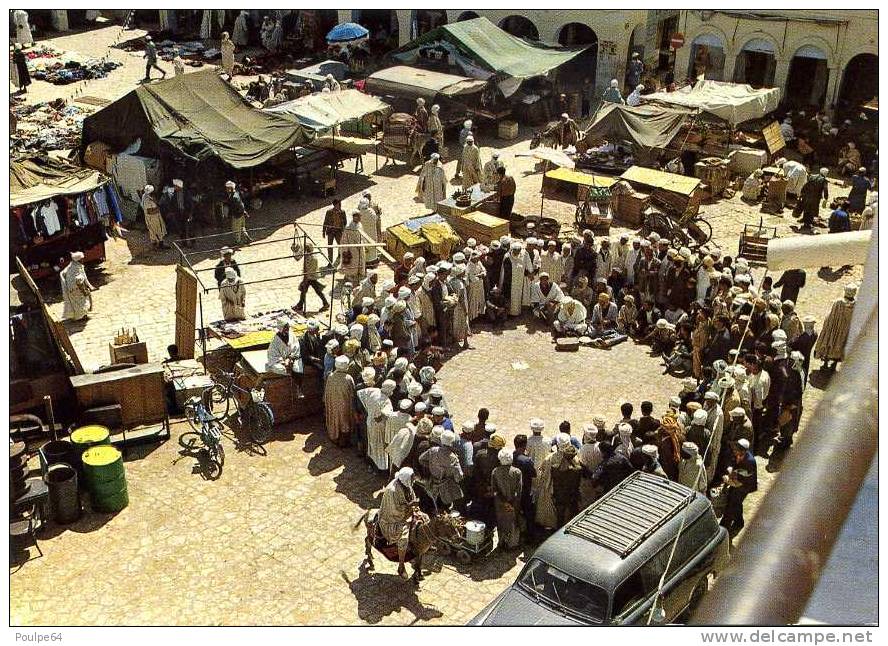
[105,183,124,224]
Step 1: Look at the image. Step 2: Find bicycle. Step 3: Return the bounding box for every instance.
[202,371,274,445]
[181,395,225,479]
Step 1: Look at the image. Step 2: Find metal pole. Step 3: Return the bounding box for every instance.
[199,290,207,374]
[43,395,57,441]
[691,309,879,625]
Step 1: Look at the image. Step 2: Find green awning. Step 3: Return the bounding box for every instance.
[584,103,697,150]
[11,155,108,207]
[394,17,588,81]
[82,69,308,168]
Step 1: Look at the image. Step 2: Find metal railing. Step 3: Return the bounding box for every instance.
[692,308,878,625]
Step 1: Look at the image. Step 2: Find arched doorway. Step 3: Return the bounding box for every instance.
[354,9,399,51]
[499,15,539,41]
[785,45,830,109]
[456,11,480,22]
[557,23,598,98]
[625,24,645,88]
[413,10,447,38]
[838,53,878,113]
[688,33,726,81]
[734,38,776,88]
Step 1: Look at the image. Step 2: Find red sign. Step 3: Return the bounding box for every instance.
[670,33,686,49]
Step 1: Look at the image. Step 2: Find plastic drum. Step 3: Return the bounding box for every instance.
[464,520,486,546]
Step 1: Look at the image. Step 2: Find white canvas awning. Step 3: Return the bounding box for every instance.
[263,89,389,130]
[644,80,781,126]
[364,65,487,101]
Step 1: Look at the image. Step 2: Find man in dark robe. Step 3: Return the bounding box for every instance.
[794,168,829,230]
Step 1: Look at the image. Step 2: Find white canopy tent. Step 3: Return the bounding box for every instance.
[645,80,781,126]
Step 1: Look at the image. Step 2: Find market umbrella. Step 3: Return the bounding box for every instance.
[326,22,369,43]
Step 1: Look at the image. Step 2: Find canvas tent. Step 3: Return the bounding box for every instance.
[284,60,349,89]
[264,89,389,130]
[81,69,308,168]
[584,103,697,150]
[393,17,588,96]
[645,80,780,126]
[11,155,108,207]
[364,66,487,101]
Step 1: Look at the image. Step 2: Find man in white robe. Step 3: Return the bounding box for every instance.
[141,185,167,249]
[460,136,482,189]
[779,158,808,201]
[13,10,34,47]
[499,242,533,316]
[428,104,444,150]
[357,368,392,472]
[266,318,302,375]
[233,11,250,47]
[539,241,564,285]
[357,198,381,265]
[530,273,564,324]
[339,211,367,284]
[219,267,246,321]
[594,238,614,284]
[814,283,857,370]
[624,238,641,286]
[383,400,414,473]
[220,32,236,77]
[416,153,447,211]
[60,252,95,321]
[553,297,588,337]
[526,418,552,494]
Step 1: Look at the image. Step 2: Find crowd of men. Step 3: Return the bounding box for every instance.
[295,213,862,562]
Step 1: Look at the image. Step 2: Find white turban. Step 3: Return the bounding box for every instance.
[395,467,414,484]
[431,104,440,113]
[172,179,183,188]
[225,180,236,189]
[498,448,514,466]
[361,367,376,384]
[70,251,85,262]
[143,184,154,195]
[334,355,349,370]
[610,79,619,88]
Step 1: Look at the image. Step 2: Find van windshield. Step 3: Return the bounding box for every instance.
[518,559,608,623]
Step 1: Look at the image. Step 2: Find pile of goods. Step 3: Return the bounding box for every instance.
[574,142,635,174]
[11,98,90,152]
[25,45,122,85]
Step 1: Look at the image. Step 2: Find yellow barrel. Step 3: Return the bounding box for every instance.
[82,445,128,513]
[70,425,111,452]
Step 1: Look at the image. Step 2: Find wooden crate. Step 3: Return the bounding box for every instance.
[443,211,510,244]
[498,120,519,140]
[109,340,148,365]
[70,363,166,428]
[384,225,426,261]
[612,191,650,226]
[694,158,731,197]
[238,351,323,424]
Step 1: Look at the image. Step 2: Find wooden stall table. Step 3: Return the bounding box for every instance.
[436,185,496,218]
[69,363,169,445]
[619,166,703,218]
[237,350,323,425]
[441,210,510,245]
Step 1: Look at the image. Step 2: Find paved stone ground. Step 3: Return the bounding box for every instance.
[10,24,867,626]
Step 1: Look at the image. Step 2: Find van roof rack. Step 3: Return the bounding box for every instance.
[564,472,696,558]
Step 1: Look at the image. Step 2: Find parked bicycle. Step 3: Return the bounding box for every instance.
[202,371,274,446]
[182,395,225,479]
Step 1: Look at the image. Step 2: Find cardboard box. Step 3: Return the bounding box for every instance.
[109,340,148,365]
[728,148,768,177]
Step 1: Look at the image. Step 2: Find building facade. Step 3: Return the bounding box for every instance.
[672,10,878,112]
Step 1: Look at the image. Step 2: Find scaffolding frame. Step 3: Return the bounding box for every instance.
[171,221,387,367]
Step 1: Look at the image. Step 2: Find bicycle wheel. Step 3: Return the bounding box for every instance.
[248,402,274,445]
[689,218,713,246]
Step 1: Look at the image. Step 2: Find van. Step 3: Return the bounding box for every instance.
[468,472,730,625]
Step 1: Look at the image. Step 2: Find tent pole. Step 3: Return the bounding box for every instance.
[199,291,207,375]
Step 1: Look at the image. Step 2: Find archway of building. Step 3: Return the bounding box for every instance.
[785,45,830,110]
[734,38,776,88]
[413,10,447,38]
[555,22,598,100]
[354,9,399,50]
[499,15,539,41]
[688,33,726,81]
[456,11,480,22]
[837,53,878,114]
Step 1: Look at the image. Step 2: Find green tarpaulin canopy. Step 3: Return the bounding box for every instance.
[584,103,697,150]
[394,17,588,81]
[11,155,108,207]
[81,69,307,168]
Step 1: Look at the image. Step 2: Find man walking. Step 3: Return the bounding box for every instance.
[143,36,166,82]
[322,199,346,267]
[294,241,330,313]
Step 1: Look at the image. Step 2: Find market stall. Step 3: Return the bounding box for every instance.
[392,17,590,124]
[284,59,350,90]
[364,65,487,127]
[173,223,388,426]
[384,214,461,262]
[80,69,309,212]
[11,155,122,280]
